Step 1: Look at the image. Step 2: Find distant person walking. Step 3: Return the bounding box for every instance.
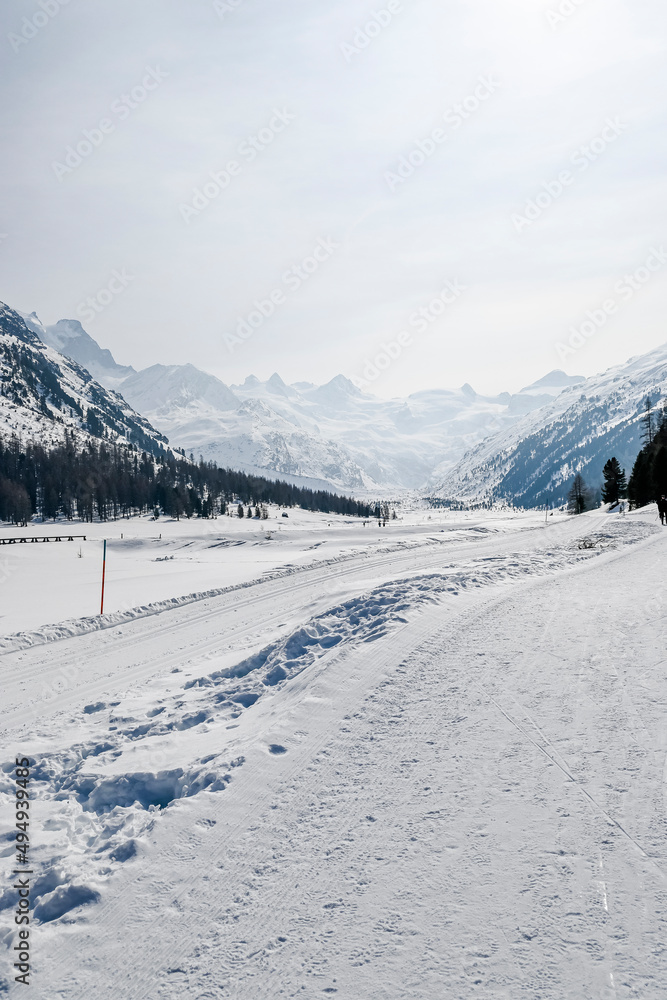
[658,496,667,526]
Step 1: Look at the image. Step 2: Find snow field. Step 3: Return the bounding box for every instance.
[137,520,666,999]
[0,505,559,647]
[0,511,659,997]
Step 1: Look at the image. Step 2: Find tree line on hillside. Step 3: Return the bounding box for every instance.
[567,397,667,514]
[0,432,375,524]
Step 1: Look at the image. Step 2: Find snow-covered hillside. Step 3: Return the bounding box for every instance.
[225,371,584,491]
[23,306,583,491]
[430,342,667,507]
[0,303,169,457]
[120,368,373,490]
[123,367,589,492]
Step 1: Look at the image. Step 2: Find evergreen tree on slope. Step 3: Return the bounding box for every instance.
[567,473,594,515]
[628,451,653,509]
[601,457,627,505]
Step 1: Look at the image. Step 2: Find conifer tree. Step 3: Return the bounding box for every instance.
[628,451,653,509]
[641,396,655,447]
[601,457,627,505]
[652,445,667,499]
[0,433,373,524]
[567,473,594,514]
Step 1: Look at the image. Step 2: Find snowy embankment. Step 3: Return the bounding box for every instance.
[0,505,547,648]
[0,511,660,997]
[0,539,418,654]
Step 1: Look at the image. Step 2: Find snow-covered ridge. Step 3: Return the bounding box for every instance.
[430,342,667,506]
[0,303,169,457]
[20,312,135,387]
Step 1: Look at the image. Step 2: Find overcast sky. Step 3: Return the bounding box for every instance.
[1,0,666,397]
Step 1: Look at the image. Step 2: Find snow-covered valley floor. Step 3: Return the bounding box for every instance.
[1,507,666,998]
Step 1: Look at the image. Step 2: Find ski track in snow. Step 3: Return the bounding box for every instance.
[0,516,657,972]
[0,537,432,655]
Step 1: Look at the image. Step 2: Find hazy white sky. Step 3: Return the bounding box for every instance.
[1,0,666,396]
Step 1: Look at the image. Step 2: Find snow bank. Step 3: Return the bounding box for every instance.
[0,537,426,655]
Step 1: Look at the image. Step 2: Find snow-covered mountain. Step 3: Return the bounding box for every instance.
[120,364,239,415]
[118,367,371,490]
[430,343,667,507]
[0,303,169,457]
[20,312,135,387]
[109,365,586,491]
[224,371,586,491]
[25,311,583,490]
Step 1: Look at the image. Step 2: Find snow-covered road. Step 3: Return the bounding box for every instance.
[1,509,665,998]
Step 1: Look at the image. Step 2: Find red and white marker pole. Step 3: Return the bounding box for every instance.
[100,538,107,615]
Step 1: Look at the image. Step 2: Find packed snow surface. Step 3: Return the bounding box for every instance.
[0,505,665,998]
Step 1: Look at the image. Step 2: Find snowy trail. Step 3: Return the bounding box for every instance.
[111,525,663,1000]
[1,511,665,997]
[0,511,618,729]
